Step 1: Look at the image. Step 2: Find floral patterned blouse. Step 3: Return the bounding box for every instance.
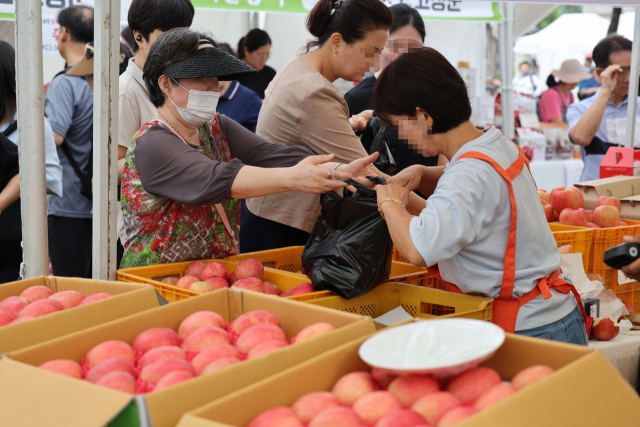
[120,114,311,268]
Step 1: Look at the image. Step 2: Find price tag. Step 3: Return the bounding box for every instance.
[619,269,636,285]
[519,113,540,129]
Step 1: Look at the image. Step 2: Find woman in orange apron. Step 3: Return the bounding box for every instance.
[370,47,590,345]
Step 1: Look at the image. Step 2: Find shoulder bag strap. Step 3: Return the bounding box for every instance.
[1,120,17,137]
[60,141,88,180]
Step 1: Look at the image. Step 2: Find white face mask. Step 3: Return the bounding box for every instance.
[167,79,220,126]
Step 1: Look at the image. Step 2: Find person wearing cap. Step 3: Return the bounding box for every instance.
[66,42,133,88]
[538,59,591,124]
[568,35,640,182]
[119,29,377,268]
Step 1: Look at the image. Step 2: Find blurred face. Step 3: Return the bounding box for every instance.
[244,44,270,71]
[387,109,438,157]
[335,29,388,82]
[162,76,220,110]
[519,63,531,75]
[379,25,423,70]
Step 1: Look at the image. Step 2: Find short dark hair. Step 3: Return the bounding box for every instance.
[120,42,134,75]
[372,47,471,134]
[237,29,271,60]
[144,28,218,108]
[592,35,632,68]
[390,4,425,43]
[58,5,94,44]
[121,25,138,53]
[305,0,393,52]
[0,40,16,123]
[128,0,195,42]
[218,42,235,57]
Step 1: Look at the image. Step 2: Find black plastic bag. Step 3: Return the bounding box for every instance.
[360,117,396,175]
[301,176,393,299]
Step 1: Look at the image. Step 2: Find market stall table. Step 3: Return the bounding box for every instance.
[529,159,584,191]
[589,331,640,392]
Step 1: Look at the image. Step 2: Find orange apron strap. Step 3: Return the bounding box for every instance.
[458,151,525,300]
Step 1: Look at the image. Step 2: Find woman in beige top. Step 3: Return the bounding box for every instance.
[242,0,394,252]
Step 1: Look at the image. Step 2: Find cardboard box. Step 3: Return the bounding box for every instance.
[177,331,640,427]
[0,276,162,354]
[2,288,376,427]
[599,147,640,179]
[574,175,640,210]
[620,195,640,221]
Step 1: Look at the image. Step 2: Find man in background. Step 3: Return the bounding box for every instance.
[44,5,94,278]
[513,61,545,97]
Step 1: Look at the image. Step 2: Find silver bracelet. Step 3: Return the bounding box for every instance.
[333,163,344,171]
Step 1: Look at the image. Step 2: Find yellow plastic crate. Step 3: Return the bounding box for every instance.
[589,219,640,296]
[117,259,310,302]
[548,223,593,273]
[392,246,408,263]
[294,282,492,322]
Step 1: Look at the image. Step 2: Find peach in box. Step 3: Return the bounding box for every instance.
[231,310,280,337]
[138,346,187,370]
[154,370,193,392]
[438,407,477,427]
[96,371,136,394]
[0,311,13,326]
[19,286,53,303]
[593,205,620,228]
[200,261,228,281]
[86,357,136,383]
[48,290,84,309]
[411,392,462,426]
[262,282,281,296]
[18,299,64,318]
[291,283,314,296]
[181,326,232,354]
[178,311,227,339]
[309,406,362,427]
[201,357,241,375]
[247,341,288,360]
[0,296,29,318]
[235,258,264,280]
[294,322,336,344]
[191,343,240,375]
[511,365,554,390]
[133,328,180,355]
[236,324,287,353]
[140,357,195,384]
[353,391,402,425]
[86,340,135,367]
[331,371,380,405]
[445,367,501,404]
[474,383,516,410]
[388,375,439,407]
[246,407,302,427]
[373,409,426,427]
[79,293,112,305]
[39,359,82,379]
[205,277,229,291]
[292,391,342,424]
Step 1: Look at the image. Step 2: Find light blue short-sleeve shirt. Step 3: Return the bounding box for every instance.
[567,90,640,182]
[409,127,577,331]
[44,72,93,218]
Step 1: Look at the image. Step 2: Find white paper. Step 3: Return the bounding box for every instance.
[596,289,626,323]
[373,306,413,327]
[560,254,603,299]
[619,319,633,335]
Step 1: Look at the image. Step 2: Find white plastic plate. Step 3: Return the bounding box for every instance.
[359,319,505,377]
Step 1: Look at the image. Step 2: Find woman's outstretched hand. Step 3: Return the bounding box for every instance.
[386,165,424,192]
[290,154,352,194]
[343,152,379,178]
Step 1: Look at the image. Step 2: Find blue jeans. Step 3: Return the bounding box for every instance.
[516,305,588,346]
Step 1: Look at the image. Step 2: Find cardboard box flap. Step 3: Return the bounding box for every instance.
[459,351,640,427]
[0,358,132,427]
[575,176,640,210]
[620,195,640,220]
[177,414,233,427]
[0,285,160,355]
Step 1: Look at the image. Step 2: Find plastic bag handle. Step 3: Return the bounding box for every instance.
[339,176,386,197]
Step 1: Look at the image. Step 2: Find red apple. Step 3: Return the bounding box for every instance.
[559,208,588,227]
[538,189,551,203]
[553,211,560,222]
[592,206,620,228]
[550,187,583,213]
[541,200,553,222]
[592,318,619,341]
[596,196,622,212]
[586,222,601,229]
[622,301,636,322]
[620,220,628,226]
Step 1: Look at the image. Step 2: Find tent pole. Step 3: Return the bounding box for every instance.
[93,0,120,280]
[624,7,640,148]
[499,2,515,139]
[16,0,49,279]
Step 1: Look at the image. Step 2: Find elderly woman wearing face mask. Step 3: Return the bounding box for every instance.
[120,28,377,268]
